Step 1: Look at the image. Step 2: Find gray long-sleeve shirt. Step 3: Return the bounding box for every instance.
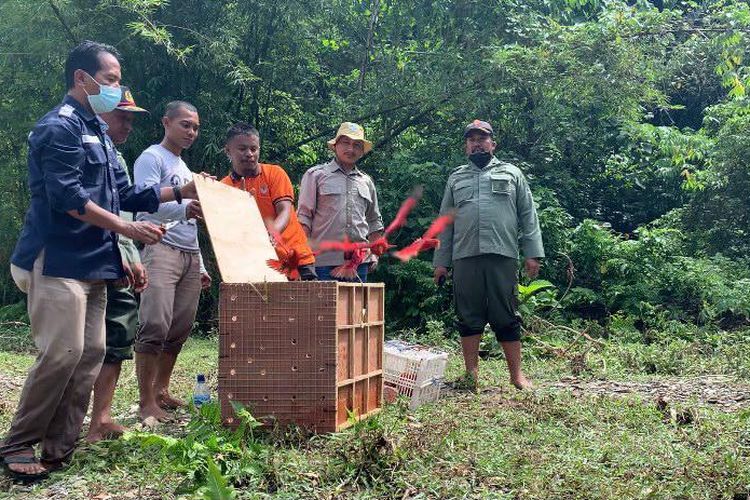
[433,156,544,268]
[297,160,384,267]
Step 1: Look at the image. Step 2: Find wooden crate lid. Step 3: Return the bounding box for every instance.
[194,174,286,283]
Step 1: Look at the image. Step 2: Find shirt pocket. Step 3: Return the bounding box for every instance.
[490,173,515,197]
[356,184,372,204]
[453,178,475,206]
[318,181,344,216]
[350,183,372,223]
[81,143,108,187]
[319,182,344,197]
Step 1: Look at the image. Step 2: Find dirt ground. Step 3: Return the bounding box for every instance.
[545,375,750,413]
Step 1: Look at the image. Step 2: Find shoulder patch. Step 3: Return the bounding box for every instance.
[450,164,469,175]
[494,162,521,176]
[358,169,373,181]
[306,164,326,175]
[58,104,75,118]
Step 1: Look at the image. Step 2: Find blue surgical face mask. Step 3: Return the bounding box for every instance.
[82,72,122,114]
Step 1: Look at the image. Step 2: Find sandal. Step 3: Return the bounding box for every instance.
[2,454,49,483]
[40,451,73,473]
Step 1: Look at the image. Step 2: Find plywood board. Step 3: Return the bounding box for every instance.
[194,175,286,283]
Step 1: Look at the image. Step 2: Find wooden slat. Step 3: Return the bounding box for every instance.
[336,370,384,387]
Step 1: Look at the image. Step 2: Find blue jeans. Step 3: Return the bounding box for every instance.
[315,264,369,282]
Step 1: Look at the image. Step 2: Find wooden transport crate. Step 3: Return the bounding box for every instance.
[218,281,384,432]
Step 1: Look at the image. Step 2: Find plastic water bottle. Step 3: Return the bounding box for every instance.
[193,374,211,407]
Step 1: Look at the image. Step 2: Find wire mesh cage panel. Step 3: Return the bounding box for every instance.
[219,281,384,432]
[383,340,448,410]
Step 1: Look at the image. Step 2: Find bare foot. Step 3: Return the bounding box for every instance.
[511,375,534,390]
[139,403,172,422]
[157,392,185,410]
[86,421,127,443]
[2,452,47,477]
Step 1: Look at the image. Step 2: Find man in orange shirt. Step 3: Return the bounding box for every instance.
[220,122,316,280]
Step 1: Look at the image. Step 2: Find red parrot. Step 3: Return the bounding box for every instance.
[266,228,301,280]
[393,213,455,262]
[315,236,370,255]
[331,247,368,280]
[369,186,423,257]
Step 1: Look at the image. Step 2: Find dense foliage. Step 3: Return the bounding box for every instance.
[1,0,750,336]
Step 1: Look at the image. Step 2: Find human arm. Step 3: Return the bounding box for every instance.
[270,169,295,233]
[516,173,544,261]
[66,202,163,244]
[132,151,188,221]
[115,237,148,292]
[296,169,316,237]
[365,179,385,237]
[198,252,211,290]
[38,124,162,244]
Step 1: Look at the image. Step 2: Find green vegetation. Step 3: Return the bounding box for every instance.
[3,0,750,497]
[0,0,748,335]
[0,335,749,498]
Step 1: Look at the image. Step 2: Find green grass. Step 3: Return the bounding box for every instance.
[1,329,750,499]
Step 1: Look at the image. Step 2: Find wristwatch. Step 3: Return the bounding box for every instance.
[173,186,183,204]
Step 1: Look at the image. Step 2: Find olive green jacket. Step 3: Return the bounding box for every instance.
[433,156,544,267]
[115,151,141,266]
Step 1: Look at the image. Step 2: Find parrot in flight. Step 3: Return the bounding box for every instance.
[330,247,369,280]
[393,212,455,263]
[369,186,423,256]
[266,227,301,280]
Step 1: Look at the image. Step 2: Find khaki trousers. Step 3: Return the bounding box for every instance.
[134,243,201,355]
[1,251,106,462]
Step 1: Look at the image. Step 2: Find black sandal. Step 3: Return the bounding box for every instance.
[2,454,50,483]
[40,450,73,473]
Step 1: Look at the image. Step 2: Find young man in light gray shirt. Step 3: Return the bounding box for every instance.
[133,101,210,422]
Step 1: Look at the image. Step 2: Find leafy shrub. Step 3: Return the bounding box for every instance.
[125,402,270,496]
[375,258,454,332]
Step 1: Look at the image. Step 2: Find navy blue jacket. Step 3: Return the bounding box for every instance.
[11,95,160,280]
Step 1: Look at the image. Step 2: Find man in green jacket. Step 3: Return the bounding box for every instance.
[86,87,149,442]
[433,120,544,391]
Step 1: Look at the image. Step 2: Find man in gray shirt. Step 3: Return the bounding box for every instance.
[433,120,544,392]
[297,122,384,281]
[133,101,210,422]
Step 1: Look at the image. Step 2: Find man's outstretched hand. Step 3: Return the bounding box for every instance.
[122,221,164,245]
[181,172,217,200]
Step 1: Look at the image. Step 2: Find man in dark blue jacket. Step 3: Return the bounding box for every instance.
[1,41,197,482]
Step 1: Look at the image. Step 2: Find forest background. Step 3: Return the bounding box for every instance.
[2,0,750,344]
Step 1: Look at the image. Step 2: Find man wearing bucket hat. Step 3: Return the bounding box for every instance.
[86,86,150,442]
[298,122,384,282]
[433,120,544,392]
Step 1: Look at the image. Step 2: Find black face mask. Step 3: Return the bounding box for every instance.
[468,151,493,168]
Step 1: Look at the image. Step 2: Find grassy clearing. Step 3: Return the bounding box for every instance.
[0,328,749,499]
